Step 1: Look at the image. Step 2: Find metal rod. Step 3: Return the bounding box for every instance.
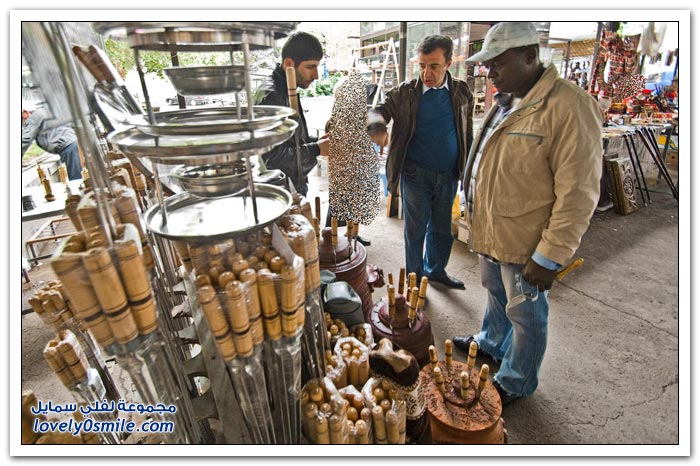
[642,126,676,188]
[626,132,652,204]
[134,49,155,124]
[622,134,648,206]
[244,156,259,224]
[589,22,603,94]
[152,162,169,226]
[637,128,678,199]
[241,39,255,121]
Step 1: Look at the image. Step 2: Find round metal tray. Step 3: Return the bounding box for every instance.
[126,106,294,136]
[144,184,292,242]
[172,162,249,198]
[93,23,298,52]
[93,21,297,36]
[165,65,246,95]
[107,118,297,165]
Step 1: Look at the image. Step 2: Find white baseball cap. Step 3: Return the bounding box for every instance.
[466,22,540,63]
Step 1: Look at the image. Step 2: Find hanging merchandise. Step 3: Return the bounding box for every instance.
[592,30,641,101]
[640,22,667,57]
[327,70,381,225]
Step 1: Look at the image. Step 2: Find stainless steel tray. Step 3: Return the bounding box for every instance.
[144,184,292,242]
[93,22,298,52]
[172,162,250,198]
[107,118,297,165]
[165,65,246,95]
[93,21,297,36]
[126,106,294,136]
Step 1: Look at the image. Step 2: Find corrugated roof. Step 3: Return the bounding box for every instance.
[548,38,597,59]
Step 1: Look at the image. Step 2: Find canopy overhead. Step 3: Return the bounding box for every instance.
[548,38,597,59]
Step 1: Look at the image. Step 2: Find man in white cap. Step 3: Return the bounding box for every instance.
[452,22,602,404]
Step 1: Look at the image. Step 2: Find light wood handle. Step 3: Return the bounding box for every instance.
[418,276,429,310]
[445,339,453,366]
[428,345,438,368]
[398,268,406,296]
[460,371,470,399]
[285,67,299,115]
[556,258,585,281]
[477,364,490,394]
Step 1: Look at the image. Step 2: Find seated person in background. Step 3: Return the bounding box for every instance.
[22,104,82,180]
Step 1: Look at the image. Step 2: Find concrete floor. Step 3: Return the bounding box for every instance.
[20,165,680,446]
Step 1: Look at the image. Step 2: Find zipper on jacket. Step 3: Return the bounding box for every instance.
[506,132,544,145]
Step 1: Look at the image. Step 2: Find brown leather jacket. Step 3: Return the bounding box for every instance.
[368,72,474,195]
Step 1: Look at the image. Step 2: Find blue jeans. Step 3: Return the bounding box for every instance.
[400,160,458,281]
[60,142,82,180]
[474,256,549,396]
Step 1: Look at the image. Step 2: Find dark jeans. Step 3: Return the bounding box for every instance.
[60,142,82,180]
[400,159,458,281]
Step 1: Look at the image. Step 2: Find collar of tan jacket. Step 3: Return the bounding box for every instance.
[495,64,560,129]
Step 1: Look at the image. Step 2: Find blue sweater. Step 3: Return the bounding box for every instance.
[406,88,458,173]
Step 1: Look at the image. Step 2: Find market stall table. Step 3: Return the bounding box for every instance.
[21,179,83,222]
[22,179,83,264]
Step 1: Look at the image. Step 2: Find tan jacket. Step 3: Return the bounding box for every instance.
[464,65,603,265]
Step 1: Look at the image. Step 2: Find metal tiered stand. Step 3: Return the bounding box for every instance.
[94,22,307,444]
[23,21,313,444]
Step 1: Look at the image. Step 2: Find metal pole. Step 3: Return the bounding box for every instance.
[622,134,648,206]
[134,49,155,124]
[399,22,408,83]
[589,22,603,94]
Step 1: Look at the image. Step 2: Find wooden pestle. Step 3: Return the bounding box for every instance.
[460,371,470,399]
[433,366,446,394]
[82,248,139,345]
[57,339,87,382]
[280,265,303,336]
[417,276,429,311]
[114,240,158,336]
[407,272,416,303]
[429,345,438,369]
[239,269,264,346]
[256,270,282,341]
[408,287,419,325]
[51,255,115,348]
[388,285,396,324]
[197,286,236,362]
[445,339,453,367]
[223,281,254,358]
[477,364,490,398]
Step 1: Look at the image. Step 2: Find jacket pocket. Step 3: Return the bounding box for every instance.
[506,131,545,145]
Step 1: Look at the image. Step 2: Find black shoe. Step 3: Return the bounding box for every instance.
[427,274,465,289]
[356,235,371,246]
[452,335,502,364]
[492,380,523,406]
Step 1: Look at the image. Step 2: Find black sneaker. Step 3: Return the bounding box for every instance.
[452,335,502,364]
[492,380,523,406]
[356,235,371,246]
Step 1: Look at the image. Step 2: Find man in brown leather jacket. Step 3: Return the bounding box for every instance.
[368,35,474,289]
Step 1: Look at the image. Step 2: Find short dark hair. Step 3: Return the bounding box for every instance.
[282,31,324,64]
[417,35,454,62]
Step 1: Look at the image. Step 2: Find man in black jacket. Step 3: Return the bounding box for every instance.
[257,31,329,196]
[368,35,474,289]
